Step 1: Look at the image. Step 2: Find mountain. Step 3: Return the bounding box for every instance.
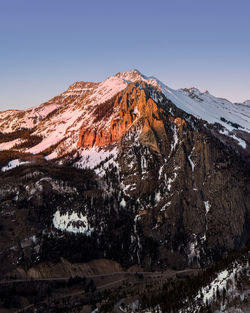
[0,70,249,312]
[0,70,249,160]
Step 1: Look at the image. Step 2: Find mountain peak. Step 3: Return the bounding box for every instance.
[114,69,145,81]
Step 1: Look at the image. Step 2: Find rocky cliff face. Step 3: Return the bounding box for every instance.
[77,82,186,152]
[0,71,249,278]
[103,82,249,269]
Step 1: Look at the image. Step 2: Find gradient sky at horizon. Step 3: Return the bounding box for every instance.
[0,0,249,110]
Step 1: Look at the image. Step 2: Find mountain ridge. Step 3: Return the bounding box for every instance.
[0,70,249,164]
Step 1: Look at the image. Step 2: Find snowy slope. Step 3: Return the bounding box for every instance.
[27,77,128,155]
[128,71,250,133]
[0,103,61,133]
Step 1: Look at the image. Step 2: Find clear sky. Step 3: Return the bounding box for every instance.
[0,0,249,110]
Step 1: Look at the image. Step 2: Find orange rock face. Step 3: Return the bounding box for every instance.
[174,117,187,128]
[77,82,186,150]
[78,83,142,148]
[78,112,137,148]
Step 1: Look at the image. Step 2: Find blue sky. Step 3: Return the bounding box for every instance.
[0,0,249,110]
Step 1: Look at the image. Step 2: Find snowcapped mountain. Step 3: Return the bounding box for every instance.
[0,69,249,313]
[0,70,249,162]
[0,70,249,298]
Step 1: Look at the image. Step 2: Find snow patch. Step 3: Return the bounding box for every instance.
[120,198,126,208]
[0,139,26,150]
[187,234,200,266]
[158,164,164,178]
[188,148,195,172]
[155,191,161,203]
[75,147,118,170]
[170,125,178,152]
[204,201,211,215]
[53,210,93,235]
[160,201,171,211]
[219,129,247,149]
[1,159,30,172]
[167,172,177,192]
[231,134,247,149]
